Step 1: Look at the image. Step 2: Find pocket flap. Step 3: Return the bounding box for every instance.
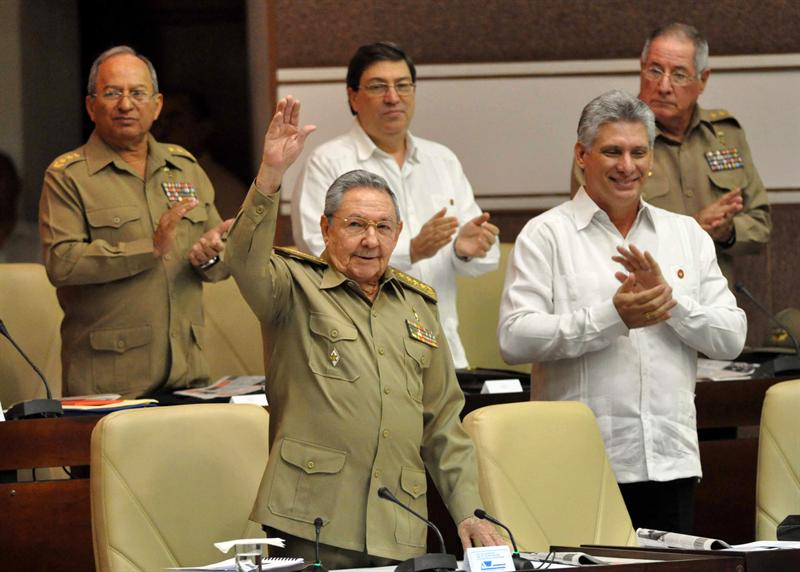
[86,206,141,229]
[708,169,749,192]
[90,325,152,353]
[403,337,432,369]
[184,205,209,223]
[400,466,427,499]
[309,313,358,342]
[280,438,347,475]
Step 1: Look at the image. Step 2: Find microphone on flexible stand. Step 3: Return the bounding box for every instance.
[0,319,63,420]
[734,283,800,374]
[311,517,327,572]
[377,486,456,572]
[473,509,533,570]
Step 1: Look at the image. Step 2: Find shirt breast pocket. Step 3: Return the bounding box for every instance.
[707,169,749,194]
[86,205,144,245]
[308,313,361,382]
[403,337,432,403]
[179,203,210,247]
[667,264,699,298]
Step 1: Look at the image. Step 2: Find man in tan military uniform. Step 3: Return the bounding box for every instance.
[572,23,770,283]
[225,96,503,567]
[39,46,232,398]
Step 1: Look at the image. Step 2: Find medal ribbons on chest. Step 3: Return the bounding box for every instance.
[704,148,744,172]
[161,181,198,203]
[406,319,438,348]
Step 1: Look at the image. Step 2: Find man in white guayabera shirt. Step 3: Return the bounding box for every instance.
[498,90,746,534]
[291,42,500,369]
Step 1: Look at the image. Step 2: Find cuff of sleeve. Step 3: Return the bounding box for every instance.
[446,486,483,527]
[594,299,629,338]
[122,238,158,275]
[716,224,737,250]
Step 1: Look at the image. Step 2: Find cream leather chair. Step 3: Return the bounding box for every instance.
[202,277,263,380]
[756,379,800,540]
[91,404,269,571]
[456,243,528,373]
[0,263,63,406]
[463,401,637,552]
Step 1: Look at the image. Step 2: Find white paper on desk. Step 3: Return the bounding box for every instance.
[230,394,268,406]
[729,540,800,551]
[166,556,302,571]
[0,401,5,422]
[214,538,285,553]
[696,359,758,381]
[174,376,266,400]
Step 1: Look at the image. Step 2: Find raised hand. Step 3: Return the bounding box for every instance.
[410,208,459,263]
[694,188,742,242]
[612,244,666,291]
[613,273,677,329]
[255,96,317,192]
[454,212,500,259]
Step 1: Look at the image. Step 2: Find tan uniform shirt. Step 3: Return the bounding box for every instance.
[572,106,771,282]
[225,186,482,561]
[39,132,228,398]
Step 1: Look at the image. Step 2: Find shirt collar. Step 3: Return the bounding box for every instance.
[318,252,396,295]
[84,132,184,177]
[350,120,418,164]
[572,186,654,230]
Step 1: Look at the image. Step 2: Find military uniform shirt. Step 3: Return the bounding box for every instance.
[571,106,771,283]
[225,186,483,561]
[40,132,228,398]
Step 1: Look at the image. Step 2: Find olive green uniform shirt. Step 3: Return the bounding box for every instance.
[571,106,771,283]
[39,132,229,398]
[225,186,483,561]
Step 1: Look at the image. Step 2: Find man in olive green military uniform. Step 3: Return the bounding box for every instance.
[225,96,504,568]
[572,23,770,283]
[39,46,232,398]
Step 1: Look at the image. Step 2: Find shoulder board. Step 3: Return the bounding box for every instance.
[701,108,739,125]
[274,246,327,266]
[391,268,438,302]
[49,151,84,170]
[166,144,198,162]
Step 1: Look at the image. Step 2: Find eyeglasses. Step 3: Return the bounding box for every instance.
[642,66,696,87]
[357,82,416,97]
[332,215,399,238]
[93,88,155,104]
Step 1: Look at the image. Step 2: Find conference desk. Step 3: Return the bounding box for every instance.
[0,370,791,571]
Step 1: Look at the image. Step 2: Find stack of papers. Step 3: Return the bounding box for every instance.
[61,397,158,415]
[166,556,304,571]
[174,376,266,401]
[696,359,758,381]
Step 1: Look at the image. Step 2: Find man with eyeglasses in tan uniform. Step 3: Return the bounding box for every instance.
[39,46,232,398]
[571,23,771,284]
[291,42,500,370]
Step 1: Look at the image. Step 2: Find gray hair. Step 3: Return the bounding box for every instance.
[323,170,401,221]
[577,90,656,150]
[87,45,159,96]
[641,22,709,76]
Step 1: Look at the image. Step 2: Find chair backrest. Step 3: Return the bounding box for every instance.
[463,401,637,552]
[456,243,528,373]
[0,263,63,406]
[756,378,800,540]
[91,404,269,571]
[202,277,264,380]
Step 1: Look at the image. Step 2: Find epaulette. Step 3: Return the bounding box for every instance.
[166,144,198,162]
[391,268,438,303]
[49,151,83,170]
[701,108,739,125]
[274,246,327,267]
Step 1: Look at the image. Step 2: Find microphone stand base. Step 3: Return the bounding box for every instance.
[773,355,800,375]
[395,553,457,572]
[6,398,63,420]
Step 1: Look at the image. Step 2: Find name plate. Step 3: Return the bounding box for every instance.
[480,379,524,394]
[464,545,515,572]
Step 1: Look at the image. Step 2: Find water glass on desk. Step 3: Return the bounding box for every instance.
[235,541,264,572]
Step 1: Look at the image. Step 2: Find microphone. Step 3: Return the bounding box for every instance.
[474,509,533,570]
[0,319,63,420]
[377,486,456,572]
[311,517,327,572]
[734,283,800,374]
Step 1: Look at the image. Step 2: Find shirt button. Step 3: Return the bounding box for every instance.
[331,329,339,338]
[372,311,378,318]
[112,216,121,224]
[256,206,265,214]
[373,470,381,479]
[420,355,426,365]
[116,339,125,349]
[164,254,171,261]
[382,429,390,438]
[378,347,385,355]
[383,387,391,395]
[685,189,694,198]
[307,461,315,470]
[413,485,420,494]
